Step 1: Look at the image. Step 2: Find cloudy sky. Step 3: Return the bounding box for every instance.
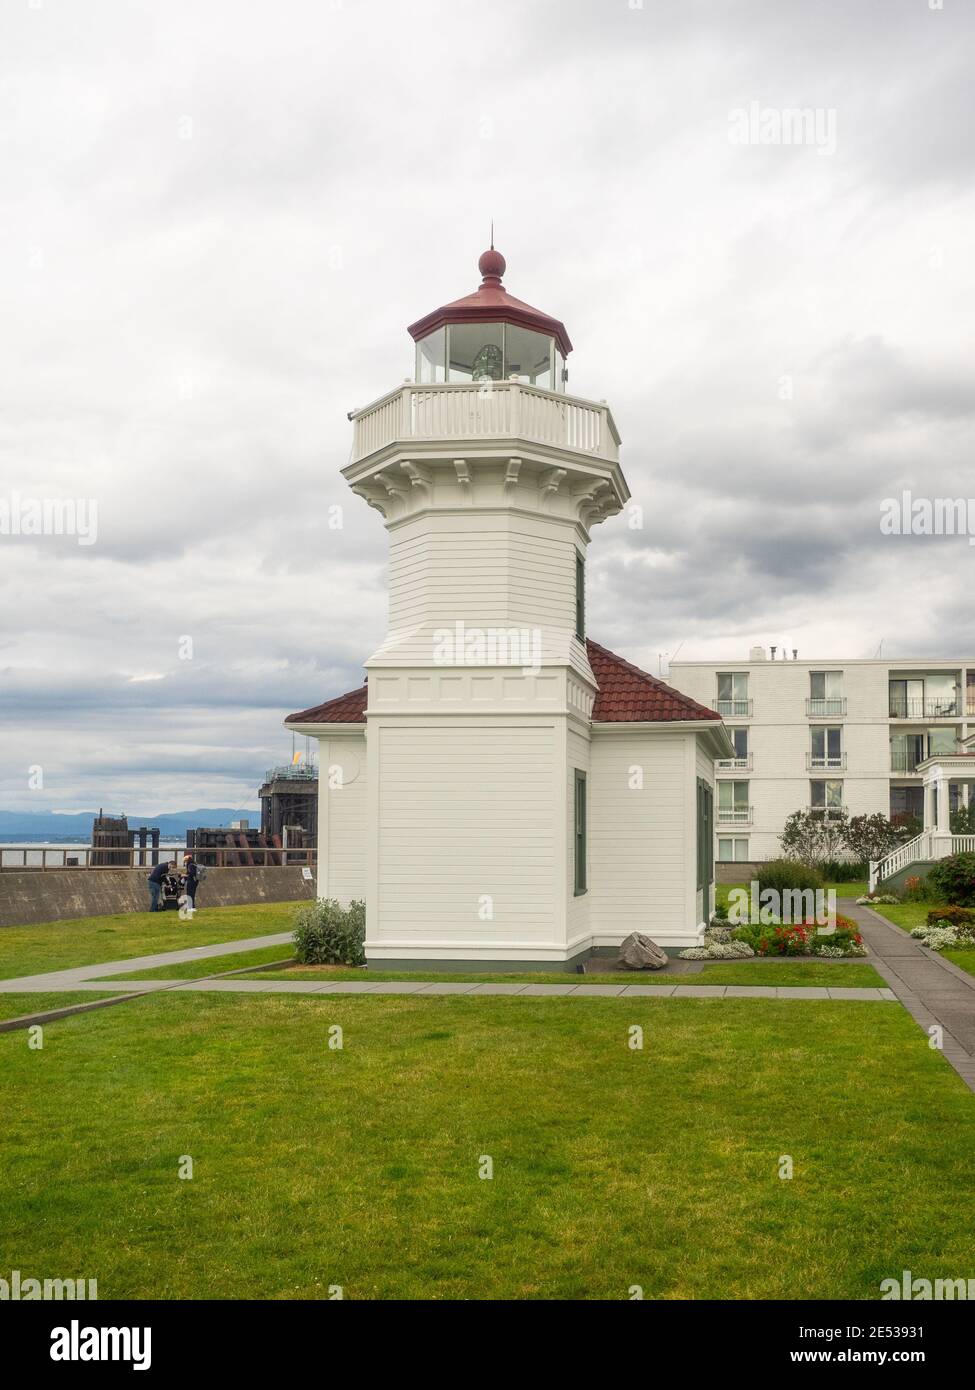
[2,0,973,815]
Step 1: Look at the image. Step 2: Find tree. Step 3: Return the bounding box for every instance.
[779,808,849,867]
[950,803,975,835]
[843,813,902,866]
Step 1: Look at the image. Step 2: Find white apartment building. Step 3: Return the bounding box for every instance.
[668,650,975,864]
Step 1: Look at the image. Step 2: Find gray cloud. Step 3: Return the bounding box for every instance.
[1,0,973,811]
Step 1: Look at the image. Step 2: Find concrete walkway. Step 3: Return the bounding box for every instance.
[0,931,294,993]
[840,898,975,1092]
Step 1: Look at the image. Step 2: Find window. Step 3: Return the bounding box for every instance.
[503,323,554,389]
[811,779,844,814]
[575,552,585,641]
[810,726,843,768]
[574,770,587,895]
[809,671,844,716]
[730,728,749,759]
[716,672,750,717]
[415,328,446,383]
[697,779,714,890]
[718,837,749,863]
[717,781,750,823]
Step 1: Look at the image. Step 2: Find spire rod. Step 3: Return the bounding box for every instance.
[490,217,494,250]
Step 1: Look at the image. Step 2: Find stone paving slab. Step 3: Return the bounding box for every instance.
[571,984,628,996]
[620,984,677,997]
[518,983,579,995]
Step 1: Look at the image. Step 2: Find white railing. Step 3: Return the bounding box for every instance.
[870,831,975,891]
[717,805,753,825]
[806,753,847,770]
[806,697,847,717]
[350,381,620,464]
[715,699,753,718]
[716,755,752,770]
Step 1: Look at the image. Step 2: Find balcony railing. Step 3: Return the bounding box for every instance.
[806,697,847,717]
[808,804,848,820]
[717,805,753,825]
[716,755,753,770]
[715,699,753,718]
[889,698,960,719]
[349,381,621,465]
[807,753,847,770]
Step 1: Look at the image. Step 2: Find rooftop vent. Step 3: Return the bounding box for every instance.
[749,646,766,661]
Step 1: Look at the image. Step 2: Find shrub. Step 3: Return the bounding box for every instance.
[902,875,928,903]
[753,858,824,895]
[857,893,900,905]
[926,905,975,927]
[294,898,366,966]
[819,858,868,883]
[927,853,975,907]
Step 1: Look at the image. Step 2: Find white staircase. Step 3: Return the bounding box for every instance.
[871,832,975,891]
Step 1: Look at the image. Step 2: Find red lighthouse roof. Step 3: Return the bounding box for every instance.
[407,246,573,357]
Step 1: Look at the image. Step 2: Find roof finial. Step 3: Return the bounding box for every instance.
[477,238,506,286]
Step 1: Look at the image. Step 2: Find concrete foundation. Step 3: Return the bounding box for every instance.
[0,866,315,929]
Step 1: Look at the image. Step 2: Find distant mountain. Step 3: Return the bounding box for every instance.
[0,809,252,840]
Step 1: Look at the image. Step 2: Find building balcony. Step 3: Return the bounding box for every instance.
[349,381,621,466]
[717,805,753,825]
[808,804,848,820]
[715,699,753,718]
[716,755,753,771]
[890,753,923,774]
[806,753,847,770]
[889,698,960,719]
[806,697,847,717]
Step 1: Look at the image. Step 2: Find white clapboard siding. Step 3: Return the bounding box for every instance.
[374,723,559,944]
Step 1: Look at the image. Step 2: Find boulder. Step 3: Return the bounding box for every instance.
[616,932,668,971]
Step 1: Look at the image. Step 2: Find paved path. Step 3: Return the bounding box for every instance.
[840,899,975,1092]
[0,931,294,993]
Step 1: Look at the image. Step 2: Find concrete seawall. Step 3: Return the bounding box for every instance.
[0,866,316,929]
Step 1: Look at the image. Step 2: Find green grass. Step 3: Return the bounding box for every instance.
[229,959,885,988]
[0,902,300,980]
[0,991,123,1022]
[868,902,932,933]
[1,990,971,1300]
[109,944,296,981]
[943,950,975,979]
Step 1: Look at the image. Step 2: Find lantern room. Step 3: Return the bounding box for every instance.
[407,246,572,391]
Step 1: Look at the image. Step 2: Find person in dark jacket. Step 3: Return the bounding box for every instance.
[148,860,176,913]
[181,854,200,911]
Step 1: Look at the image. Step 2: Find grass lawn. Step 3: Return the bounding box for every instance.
[868,902,931,933]
[0,903,300,980]
[943,950,975,979]
[0,991,122,1022]
[1,990,971,1300]
[225,959,885,988]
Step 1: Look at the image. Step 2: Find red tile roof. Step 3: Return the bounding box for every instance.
[287,684,368,725]
[286,641,720,726]
[586,640,722,723]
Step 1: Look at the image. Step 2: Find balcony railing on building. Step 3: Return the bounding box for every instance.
[808,804,848,820]
[888,698,960,719]
[890,751,924,774]
[806,697,847,717]
[717,805,753,825]
[806,753,847,770]
[350,381,621,465]
[715,699,753,718]
[716,755,753,770]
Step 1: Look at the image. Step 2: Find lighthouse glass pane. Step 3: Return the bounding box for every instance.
[504,325,554,390]
[416,328,446,383]
[447,323,503,382]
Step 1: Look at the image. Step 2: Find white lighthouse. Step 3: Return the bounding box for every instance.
[287,247,730,967]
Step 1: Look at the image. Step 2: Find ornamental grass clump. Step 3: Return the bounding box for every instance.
[678,923,755,960]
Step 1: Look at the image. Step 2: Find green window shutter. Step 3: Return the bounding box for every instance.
[574,770,587,894]
[575,553,585,641]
